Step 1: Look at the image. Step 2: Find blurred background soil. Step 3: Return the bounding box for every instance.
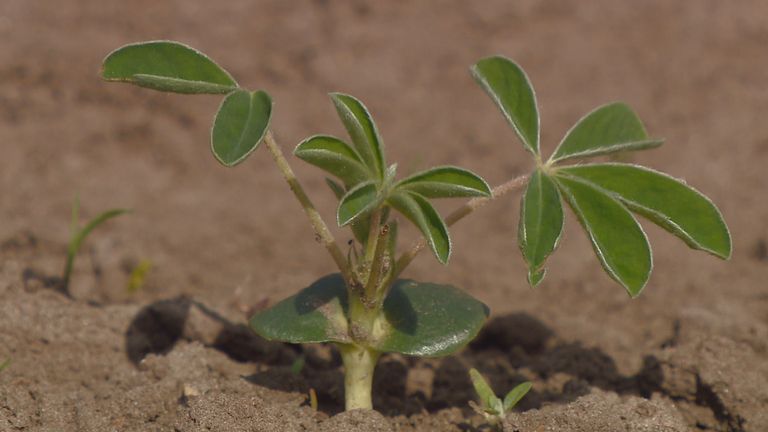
[0,1,767,430]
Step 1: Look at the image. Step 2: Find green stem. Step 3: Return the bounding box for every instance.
[364,224,390,303]
[262,131,355,285]
[392,174,529,278]
[339,344,380,410]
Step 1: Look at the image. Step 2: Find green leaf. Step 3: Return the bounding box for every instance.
[337,181,380,227]
[373,280,489,356]
[0,358,10,373]
[295,135,371,187]
[75,208,131,253]
[554,175,652,297]
[330,93,386,179]
[325,179,370,245]
[560,164,731,259]
[249,274,351,344]
[396,166,492,198]
[102,41,238,94]
[503,382,532,412]
[550,103,663,163]
[518,170,563,287]
[471,56,540,155]
[388,191,451,264]
[469,368,499,410]
[211,90,272,166]
[325,178,346,200]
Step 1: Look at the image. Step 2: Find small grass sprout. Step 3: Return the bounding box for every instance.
[101,41,730,411]
[63,195,130,295]
[0,358,10,373]
[469,368,531,428]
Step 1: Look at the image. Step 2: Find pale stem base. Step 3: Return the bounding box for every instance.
[339,344,380,410]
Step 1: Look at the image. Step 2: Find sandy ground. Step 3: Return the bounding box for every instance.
[1,1,767,430]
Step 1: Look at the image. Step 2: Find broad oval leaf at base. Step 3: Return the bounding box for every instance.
[249,274,351,344]
[373,280,489,357]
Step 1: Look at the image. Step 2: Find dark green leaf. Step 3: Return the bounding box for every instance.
[325,178,346,200]
[295,135,371,187]
[249,274,351,344]
[518,170,563,286]
[471,56,539,155]
[337,181,380,226]
[211,90,272,166]
[469,368,499,410]
[550,103,662,163]
[373,280,489,356]
[560,164,731,259]
[554,175,652,297]
[396,166,491,198]
[388,191,451,264]
[503,382,532,412]
[102,41,238,94]
[330,93,385,178]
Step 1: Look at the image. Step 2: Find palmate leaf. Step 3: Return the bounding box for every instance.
[396,166,491,198]
[518,170,563,287]
[211,90,272,166]
[560,164,731,259]
[330,93,386,180]
[553,174,652,297]
[471,56,540,155]
[388,191,451,264]
[102,41,238,94]
[550,103,663,163]
[295,135,371,187]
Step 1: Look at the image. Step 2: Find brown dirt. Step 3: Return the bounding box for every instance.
[1,1,767,431]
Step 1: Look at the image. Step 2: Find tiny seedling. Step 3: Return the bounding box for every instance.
[0,358,10,373]
[126,258,152,294]
[469,368,531,428]
[101,41,730,411]
[63,196,129,295]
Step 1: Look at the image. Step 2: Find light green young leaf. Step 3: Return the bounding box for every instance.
[560,164,731,259]
[0,358,10,373]
[503,382,532,412]
[554,174,652,297]
[388,191,451,264]
[337,181,380,227]
[471,56,540,155]
[469,368,499,410]
[211,90,272,166]
[550,103,662,163]
[330,93,386,179]
[295,135,371,187]
[396,166,491,198]
[518,170,563,287]
[102,41,238,94]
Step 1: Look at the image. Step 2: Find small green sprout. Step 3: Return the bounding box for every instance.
[126,259,152,294]
[101,41,730,412]
[63,196,129,295]
[469,368,531,428]
[0,358,10,373]
[290,354,306,376]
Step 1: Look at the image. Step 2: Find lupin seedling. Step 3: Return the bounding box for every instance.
[469,368,531,429]
[101,41,730,411]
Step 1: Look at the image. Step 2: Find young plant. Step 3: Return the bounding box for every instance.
[469,368,531,429]
[0,358,10,373]
[62,196,130,296]
[101,41,730,411]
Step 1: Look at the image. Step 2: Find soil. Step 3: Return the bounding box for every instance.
[1,1,767,431]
